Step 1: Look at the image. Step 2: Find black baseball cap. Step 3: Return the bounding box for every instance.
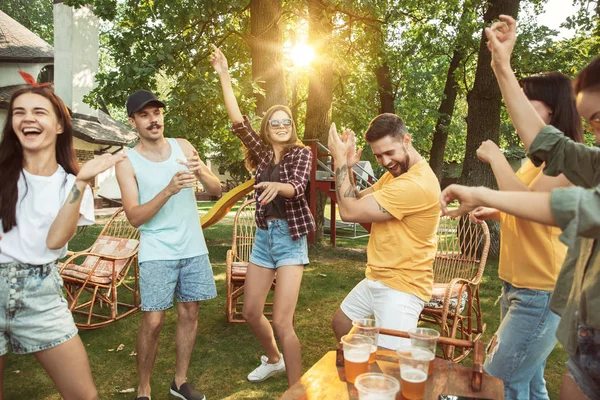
[126,90,166,117]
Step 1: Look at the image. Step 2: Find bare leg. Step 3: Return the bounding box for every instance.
[560,371,589,400]
[136,311,165,398]
[331,308,353,341]
[272,265,304,386]
[0,354,5,400]
[242,263,280,363]
[174,301,199,388]
[33,335,98,400]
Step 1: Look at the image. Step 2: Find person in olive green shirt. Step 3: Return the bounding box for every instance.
[441,15,600,400]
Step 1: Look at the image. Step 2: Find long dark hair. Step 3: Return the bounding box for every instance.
[244,104,306,171]
[0,86,79,232]
[519,72,584,143]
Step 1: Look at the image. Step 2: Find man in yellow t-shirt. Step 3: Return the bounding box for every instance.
[327,113,440,349]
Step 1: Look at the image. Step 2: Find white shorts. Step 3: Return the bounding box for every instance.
[340,278,424,350]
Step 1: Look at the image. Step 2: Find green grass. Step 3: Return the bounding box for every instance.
[3,206,567,399]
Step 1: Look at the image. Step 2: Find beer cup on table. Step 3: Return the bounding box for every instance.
[396,344,413,366]
[354,372,400,400]
[341,334,372,384]
[408,327,439,376]
[397,352,430,400]
[352,318,380,364]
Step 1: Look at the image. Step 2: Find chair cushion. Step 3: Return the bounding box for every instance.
[61,236,139,284]
[424,283,468,313]
[231,262,248,277]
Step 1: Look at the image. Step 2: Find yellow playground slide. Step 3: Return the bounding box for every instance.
[200,178,255,229]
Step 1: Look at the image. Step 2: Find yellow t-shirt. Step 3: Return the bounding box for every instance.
[366,159,441,302]
[498,159,567,291]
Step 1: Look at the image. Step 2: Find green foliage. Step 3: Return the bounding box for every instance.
[1,0,54,44]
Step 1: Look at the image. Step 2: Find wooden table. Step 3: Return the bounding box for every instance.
[280,350,504,400]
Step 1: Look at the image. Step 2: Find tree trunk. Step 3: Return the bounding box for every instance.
[429,48,464,181]
[304,0,334,243]
[249,0,287,115]
[375,61,395,114]
[459,0,520,257]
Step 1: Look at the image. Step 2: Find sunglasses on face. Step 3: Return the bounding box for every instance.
[268,118,293,128]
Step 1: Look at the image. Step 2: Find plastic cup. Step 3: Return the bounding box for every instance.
[408,327,439,376]
[396,344,413,365]
[397,352,430,400]
[341,334,372,384]
[352,319,379,364]
[354,372,400,400]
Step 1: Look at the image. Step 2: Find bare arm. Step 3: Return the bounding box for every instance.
[177,139,222,196]
[115,158,196,228]
[211,45,243,124]
[328,124,394,223]
[47,153,127,249]
[486,15,546,150]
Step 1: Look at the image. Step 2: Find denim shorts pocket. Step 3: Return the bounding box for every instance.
[577,324,600,382]
[276,222,290,236]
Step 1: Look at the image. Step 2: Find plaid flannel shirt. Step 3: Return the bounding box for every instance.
[232,116,316,240]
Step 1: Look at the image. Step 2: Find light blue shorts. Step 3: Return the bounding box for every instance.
[139,254,217,311]
[0,262,77,355]
[249,219,309,269]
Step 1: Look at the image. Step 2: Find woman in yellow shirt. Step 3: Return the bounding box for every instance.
[472,72,583,399]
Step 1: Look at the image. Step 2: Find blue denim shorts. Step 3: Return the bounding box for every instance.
[566,325,600,400]
[0,262,77,355]
[139,254,217,311]
[249,219,309,269]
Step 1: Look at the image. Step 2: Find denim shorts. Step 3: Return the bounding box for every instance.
[566,325,600,400]
[139,254,217,311]
[249,219,309,269]
[0,262,77,356]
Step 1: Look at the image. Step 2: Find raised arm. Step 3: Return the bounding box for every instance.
[485,15,545,150]
[210,45,243,124]
[328,123,395,223]
[115,158,196,228]
[46,153,127,249]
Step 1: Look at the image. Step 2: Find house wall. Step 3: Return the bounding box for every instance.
[0,62,48,87]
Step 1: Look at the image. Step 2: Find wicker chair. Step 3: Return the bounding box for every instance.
[420,215,491,362]
[59,208,140,329]
[225,199,276,323]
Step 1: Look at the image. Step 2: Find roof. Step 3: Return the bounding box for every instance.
[0,85,137,146]
[0,11,54,63]
[71,111,138,147]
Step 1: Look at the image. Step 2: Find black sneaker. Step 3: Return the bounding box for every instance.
[170,380,206,400]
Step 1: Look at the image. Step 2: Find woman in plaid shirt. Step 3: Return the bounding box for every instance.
[211,46,315,387]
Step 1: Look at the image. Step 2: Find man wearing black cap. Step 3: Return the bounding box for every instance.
[116,90,222,400]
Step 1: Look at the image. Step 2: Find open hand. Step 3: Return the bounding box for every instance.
[76,153,127,183]
[476,140,503,165]
[485,14,517,70]
[254,182,281,205]
[210,45,229,75]
[341,128,363,169]
[328,123,354,164]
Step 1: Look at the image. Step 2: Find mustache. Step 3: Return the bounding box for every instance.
[146,122,162,130]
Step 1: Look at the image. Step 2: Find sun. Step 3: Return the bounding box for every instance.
[290,43,315,68]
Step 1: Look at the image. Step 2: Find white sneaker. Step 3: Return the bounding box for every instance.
[247,354,286,382]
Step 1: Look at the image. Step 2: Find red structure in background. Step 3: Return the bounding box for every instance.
[305,139,372,245]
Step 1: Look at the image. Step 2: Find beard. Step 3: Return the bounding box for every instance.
[387,153,410,177]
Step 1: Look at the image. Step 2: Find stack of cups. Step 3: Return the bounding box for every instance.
[351,318,380,364]
[354,373,400,400]
[395,327,440,400]
[340,334,373,384]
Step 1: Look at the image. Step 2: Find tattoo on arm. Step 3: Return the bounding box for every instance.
[378,203,390,215]
[69,184,81,204]
[344,185,357,198]
[335,165,348,198]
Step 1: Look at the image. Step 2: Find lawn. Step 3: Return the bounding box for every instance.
[3,201,568,399]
